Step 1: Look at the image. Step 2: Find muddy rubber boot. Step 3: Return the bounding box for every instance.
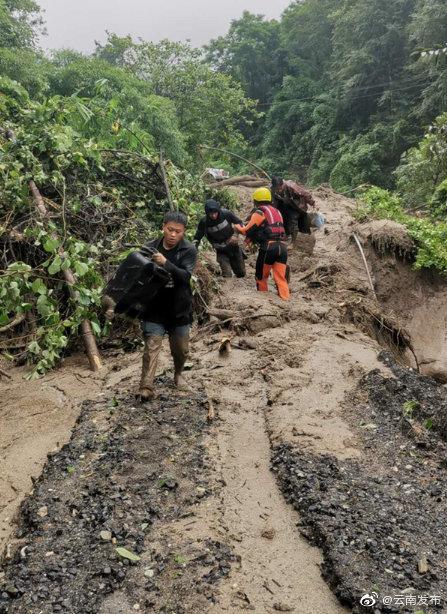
[102,294,116,321]
[216,252,233,278]
[139,336,163,401]
[169,334,191,391]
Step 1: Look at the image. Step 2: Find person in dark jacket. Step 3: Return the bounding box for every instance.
[194,199,246,278]
[271,176,315,242]
[139,211,197,401]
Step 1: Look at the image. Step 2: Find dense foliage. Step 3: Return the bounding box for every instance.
[0,0,248,374]
[0,80,223,375]
[208,1,447,197]
[1,0,446,375]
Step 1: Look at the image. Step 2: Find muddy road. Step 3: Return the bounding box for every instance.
[1,186,447,613]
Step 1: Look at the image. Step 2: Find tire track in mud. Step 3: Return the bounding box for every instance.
[199,340,347,614]
[0,380,238,613]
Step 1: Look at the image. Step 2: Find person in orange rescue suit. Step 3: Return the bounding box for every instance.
[234,188,290,301]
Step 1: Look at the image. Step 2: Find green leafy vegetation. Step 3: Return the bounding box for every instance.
[209,0,447,193]
[0,80,218,375]
[1,0,446,375]
[0,0,250,375]
[357,187,447,274]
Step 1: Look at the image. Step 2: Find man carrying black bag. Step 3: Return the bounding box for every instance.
[137,211,198,400]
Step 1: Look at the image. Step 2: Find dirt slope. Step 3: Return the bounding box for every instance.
[1,185,447,613]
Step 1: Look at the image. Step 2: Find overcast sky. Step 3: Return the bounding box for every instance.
[36,0,291,53]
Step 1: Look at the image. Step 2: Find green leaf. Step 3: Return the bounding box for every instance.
[61,258,72,271]
[32,278,47,295]
[28,341,41,354]
[43,237,60,254]
[424,418,434,430]
[48,256,62,275]
[116,547,140,562]
[90,320,100,336]
[74,261,89,277]
[36,294,52,317]
[8,262,32,273]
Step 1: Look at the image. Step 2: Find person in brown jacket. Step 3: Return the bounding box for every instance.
[271,176,315,243]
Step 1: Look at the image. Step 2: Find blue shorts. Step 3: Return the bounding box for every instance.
[142,321,190,338]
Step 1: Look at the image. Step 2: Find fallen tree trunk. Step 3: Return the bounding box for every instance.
[207,307,237,321]
[237,180,269,188]
[199,145,271,180]
[29,181,102,372]
[208,175,259,189]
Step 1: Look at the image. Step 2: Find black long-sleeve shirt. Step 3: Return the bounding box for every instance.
[142,237,197,326]
[194,209,243,247]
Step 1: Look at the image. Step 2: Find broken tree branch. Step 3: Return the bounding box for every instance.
[29,182,102,371]
[208,176,268,189]
[205,389,215,422]
[0,314,25,334]
[199,145,271,180]
[218,337,232,357]
[207,308,237,321]
[352,233,378,301]
[159,149,176,211]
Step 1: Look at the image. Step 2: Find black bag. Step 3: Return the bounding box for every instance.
[104,249,171,319]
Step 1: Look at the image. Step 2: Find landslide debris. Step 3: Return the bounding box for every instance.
[273,353,447,613]
[0,378,235,613]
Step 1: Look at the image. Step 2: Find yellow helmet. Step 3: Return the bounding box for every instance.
[253,187,272,203]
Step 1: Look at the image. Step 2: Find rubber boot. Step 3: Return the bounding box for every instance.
[216,252,233,278]
[169,334,191,391]
[139,336,163,400]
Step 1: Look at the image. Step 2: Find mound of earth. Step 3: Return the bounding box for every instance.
[356,219,415,261]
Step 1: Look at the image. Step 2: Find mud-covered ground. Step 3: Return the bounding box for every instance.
[273,352,447,613]
[2,186,447,614]
[0,376,236,613]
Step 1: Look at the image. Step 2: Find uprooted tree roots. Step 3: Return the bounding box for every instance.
[343,300,417,364]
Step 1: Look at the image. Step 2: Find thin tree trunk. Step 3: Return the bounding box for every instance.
[159,150,176,211]
[29,181,102,371]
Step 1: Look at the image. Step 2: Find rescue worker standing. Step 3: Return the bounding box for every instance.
[271,176,315,242]
[194,199,246,278]
[139,211,197,401]
[235,188,290,301]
